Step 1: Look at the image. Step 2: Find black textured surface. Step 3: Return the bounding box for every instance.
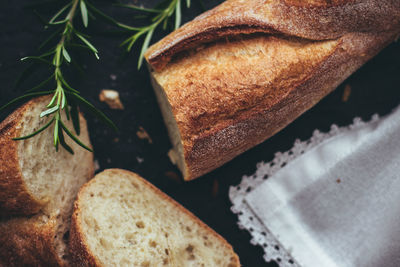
[1,1,399,266]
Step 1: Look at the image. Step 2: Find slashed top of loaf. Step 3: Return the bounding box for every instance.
[152,35,339,149]
[146,0,400,70]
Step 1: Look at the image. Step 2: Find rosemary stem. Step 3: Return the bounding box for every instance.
[52,0,80,111]
[67,0,80,22]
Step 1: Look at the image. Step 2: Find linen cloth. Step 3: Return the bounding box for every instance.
[230,106,400,267]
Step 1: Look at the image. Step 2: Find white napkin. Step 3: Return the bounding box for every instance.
[230,105,400,267]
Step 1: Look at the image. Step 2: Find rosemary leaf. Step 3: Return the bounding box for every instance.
[69,92,118,132]
[80,0,89,27]
[58,127,74,154]
[60,120,93,152]
[61,90,67,109]
[40,105,60,117]
[49,3,72,24]
[21,56,52,65]
[47,91,59,107]
[175,0,181,30]
[64,103,71,121]
[0,91,54,113]
[54,115,60,149]
[13,117,55,141]
[69,99,80,135]
[85,1,141,31]
[75,32,97,53]
[62,47,71,62]
[49,19,69,25]
[138,29,154,69]
[115,4,161,13]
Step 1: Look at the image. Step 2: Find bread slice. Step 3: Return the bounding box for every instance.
[146,0,400,181]
[0,96,94,215]
[70,169,240,267]
[0,96,94,266]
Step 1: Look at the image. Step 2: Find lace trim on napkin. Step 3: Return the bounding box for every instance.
[229,115,379,267]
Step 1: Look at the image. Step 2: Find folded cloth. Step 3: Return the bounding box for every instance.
[230,105,400,267]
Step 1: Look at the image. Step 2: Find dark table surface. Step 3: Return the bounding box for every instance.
[1,1,399,266]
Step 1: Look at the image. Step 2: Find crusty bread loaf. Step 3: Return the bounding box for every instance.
[70,169,240,267]
[146,0,400,180]
[0,96,94,266]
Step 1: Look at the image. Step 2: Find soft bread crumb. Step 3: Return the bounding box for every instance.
[167,149,178,166]
[71,169,240,267]
[99,89,124,110]
[136,126,153,144]
[342,84,352,102]
[18,98,93,264]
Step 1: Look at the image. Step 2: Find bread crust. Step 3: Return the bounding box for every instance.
[0,215,65,267]
[69,200,101,267]
[145,0,400,71]
[0,97,48,215]
[186,32,398,180]
[0,156,95,267]
[69,169,241,267]
[146,0,400,180]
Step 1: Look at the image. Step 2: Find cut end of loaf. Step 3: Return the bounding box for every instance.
[16,97,94,213]
[149,72,192,181]
[70,169,240,267]
[0,96,94,266]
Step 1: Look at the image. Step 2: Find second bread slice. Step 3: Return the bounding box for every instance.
[70,169,240,267]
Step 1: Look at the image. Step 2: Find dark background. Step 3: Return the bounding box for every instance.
[1,1,399,266]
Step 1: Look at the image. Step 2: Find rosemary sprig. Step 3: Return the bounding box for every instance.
[1,0,117,154]
[120,0,191,68]
[85,0,191,69]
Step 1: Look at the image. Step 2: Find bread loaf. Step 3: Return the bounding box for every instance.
[146,0,400,180]
[0,96,94,266]
[70,169,240,267]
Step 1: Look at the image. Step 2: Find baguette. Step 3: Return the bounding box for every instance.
[70,169,240,267]
[145,0,400,180]
[0,96,94,266]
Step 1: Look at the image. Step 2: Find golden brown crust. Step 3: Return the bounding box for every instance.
[184,32,398,179]
[0,215,64,267]
[0,97,49,216]
[70,201,101,267]
[145,0,400,71]
[0,152,94,267]
[146,0,400,180]
[69,169,240,267]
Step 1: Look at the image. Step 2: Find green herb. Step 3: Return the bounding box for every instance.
[1,0,193,154]
[120,0,191,69]
[87,0,191,69]
[0,0,117,154]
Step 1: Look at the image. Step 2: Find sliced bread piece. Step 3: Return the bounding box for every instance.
[0,96,94,215]
[70,169,240,267]
[0,96,94,266]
